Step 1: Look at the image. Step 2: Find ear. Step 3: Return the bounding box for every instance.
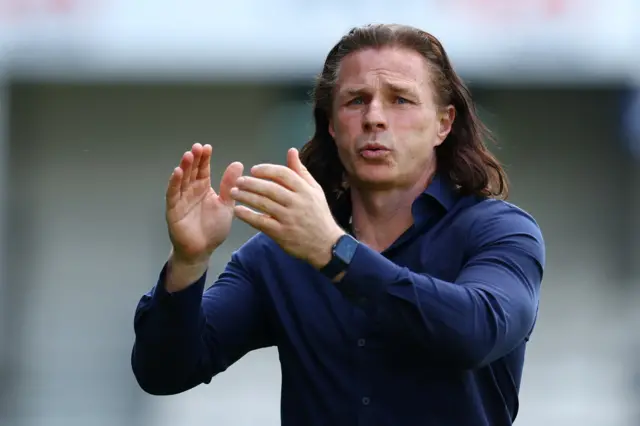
[435,105,455,147]
[328,118,336,139]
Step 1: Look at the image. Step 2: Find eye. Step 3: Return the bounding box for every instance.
[395,96,410,104]
[348,97,364,105]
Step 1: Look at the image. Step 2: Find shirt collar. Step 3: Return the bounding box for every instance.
[408,172,459,228]
[421,172,458,211]
[347,172,458,229]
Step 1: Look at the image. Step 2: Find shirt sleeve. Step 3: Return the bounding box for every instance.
[335,205,545,369]
[131,243,274,395]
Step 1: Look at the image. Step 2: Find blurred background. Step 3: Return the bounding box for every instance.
[0,0,639,425]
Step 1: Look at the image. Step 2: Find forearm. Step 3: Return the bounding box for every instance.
[132,259,213,395]
[132,244,272,395]
[364,273,531,368]
[166,250,210,292]
[336,244,541,368]
[131,320,211,395]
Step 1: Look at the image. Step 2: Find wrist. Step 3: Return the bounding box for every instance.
[166,251,210,293]
[170,247,213,267]
[309,228,346,270]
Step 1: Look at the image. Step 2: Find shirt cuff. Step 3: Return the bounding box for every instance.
[336,242,402,307]
[149,261,208,323]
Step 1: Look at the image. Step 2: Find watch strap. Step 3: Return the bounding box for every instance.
[319,234,358,278]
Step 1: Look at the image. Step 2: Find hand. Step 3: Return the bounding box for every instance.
[230,148,346,269]
[165,143,244,264]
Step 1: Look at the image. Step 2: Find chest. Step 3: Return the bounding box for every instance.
[266,223,469,363]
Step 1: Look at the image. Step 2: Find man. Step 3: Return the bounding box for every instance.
[131,24,545,426]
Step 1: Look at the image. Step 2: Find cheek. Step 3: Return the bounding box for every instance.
[334,137,352,160]
[397,114,437,158]
[392,109,432,132]
[332,116,360,149]
[335,109,362,131]
[329,125,351,162]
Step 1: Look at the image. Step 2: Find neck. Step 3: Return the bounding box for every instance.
[350,168,436,252]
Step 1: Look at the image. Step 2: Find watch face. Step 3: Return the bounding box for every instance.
[335,235,358,263]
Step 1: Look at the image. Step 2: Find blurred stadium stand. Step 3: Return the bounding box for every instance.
[0,1,639,425]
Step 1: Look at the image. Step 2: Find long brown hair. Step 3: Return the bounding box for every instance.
[299,24,508,225]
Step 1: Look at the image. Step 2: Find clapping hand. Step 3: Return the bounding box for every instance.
[165,143,244,265]
[230,148,345,269]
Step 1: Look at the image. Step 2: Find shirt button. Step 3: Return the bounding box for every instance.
[362,397,370,406]
[357,338,366,347]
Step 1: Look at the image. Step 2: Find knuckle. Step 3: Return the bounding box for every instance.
[282,194,293,206]
[264,186,277,199]
[257,199,268,212]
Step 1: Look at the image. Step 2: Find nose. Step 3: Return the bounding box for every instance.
[362,100,388,132]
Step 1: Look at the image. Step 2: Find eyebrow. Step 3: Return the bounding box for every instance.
[339,83,418,99]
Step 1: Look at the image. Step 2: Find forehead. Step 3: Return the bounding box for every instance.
[335,47,431,90]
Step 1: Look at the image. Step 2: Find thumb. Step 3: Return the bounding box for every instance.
[219,161,244,206]
[287,148,316,186]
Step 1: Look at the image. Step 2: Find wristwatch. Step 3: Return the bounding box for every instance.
[319,234,359,278]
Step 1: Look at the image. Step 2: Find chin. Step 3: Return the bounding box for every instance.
[353,171,398,189]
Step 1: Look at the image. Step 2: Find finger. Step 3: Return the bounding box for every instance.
[190,143,204,182]
[287,147,318,187]
[230,188,287,220]
[233,205,280,234]
[179,151,195,194]
[235,176,293,206]
[166,166,183,210]
[196,144,213,180]
[219,161,244,206]
[250,164,305,192]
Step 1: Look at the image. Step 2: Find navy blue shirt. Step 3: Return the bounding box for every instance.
[131,174,545,426]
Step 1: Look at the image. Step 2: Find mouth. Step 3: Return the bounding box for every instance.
[359,143,391,159]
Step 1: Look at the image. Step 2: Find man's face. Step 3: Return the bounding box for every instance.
[329,46,454,190]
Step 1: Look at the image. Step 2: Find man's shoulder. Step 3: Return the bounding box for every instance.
[457,196,541,233]
[454,196,545,262]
